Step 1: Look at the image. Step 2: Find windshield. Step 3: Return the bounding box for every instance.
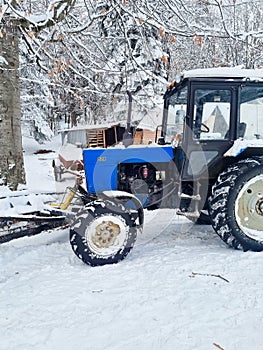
[163,85,187,144]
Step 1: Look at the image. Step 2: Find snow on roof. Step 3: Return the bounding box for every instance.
[58,123,120,133]
[183,67,263,80]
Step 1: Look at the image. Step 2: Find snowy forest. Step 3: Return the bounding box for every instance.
[2,3,263,348]
[1,0,263,187]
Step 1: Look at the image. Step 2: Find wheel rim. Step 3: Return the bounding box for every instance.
[235,174,263,241]
[85,215,129,257]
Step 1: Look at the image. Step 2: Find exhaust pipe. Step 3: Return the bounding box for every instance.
[123,90,133,147]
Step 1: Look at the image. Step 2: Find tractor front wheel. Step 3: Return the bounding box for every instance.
[70,199,137,266]
[209,159,263,251]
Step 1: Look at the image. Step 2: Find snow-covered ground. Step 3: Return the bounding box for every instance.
[1,136,263,350]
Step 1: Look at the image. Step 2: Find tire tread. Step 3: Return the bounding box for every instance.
[209,158,262,250]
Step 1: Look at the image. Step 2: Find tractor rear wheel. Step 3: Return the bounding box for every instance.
[70,199,137,266]
[209,158,263,251]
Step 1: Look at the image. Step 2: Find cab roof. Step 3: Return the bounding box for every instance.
[183,67,263,80]
[165,67,263,95]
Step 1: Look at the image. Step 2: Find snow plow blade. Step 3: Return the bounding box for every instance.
[0,213,68,244]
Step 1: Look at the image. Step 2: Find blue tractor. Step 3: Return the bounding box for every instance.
[69,68,263,266]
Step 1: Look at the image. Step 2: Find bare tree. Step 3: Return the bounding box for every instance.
[2,0,263,188]
[0,0,75,189]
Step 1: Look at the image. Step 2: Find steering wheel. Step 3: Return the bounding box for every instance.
[200,123,210,133]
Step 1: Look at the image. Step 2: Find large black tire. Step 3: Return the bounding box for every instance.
[69,199,137,266]
[209,158,263,251]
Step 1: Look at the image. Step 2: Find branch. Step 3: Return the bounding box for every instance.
[191,272,230,283]
[3,0,76,31]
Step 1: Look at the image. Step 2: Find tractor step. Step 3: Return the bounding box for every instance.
[176,209,200,218]
[178,192,201,201]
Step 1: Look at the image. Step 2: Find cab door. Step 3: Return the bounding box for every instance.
[181,81,236,181]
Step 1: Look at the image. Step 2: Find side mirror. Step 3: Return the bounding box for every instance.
[157,137,165,145]
[155,125,162,143]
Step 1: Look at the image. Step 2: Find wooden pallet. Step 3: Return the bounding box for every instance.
[88,129,106,148]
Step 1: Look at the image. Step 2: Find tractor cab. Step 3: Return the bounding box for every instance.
[161,68,263,183]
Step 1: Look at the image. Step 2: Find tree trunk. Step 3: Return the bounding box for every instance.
[0,19,25,189]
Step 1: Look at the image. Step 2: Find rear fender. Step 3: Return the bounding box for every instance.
[224,139,263,157]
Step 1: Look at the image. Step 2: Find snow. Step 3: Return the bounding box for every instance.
[58,123,120,133]
[0,55,8,65]
[224,138,263,157]
[58,143,83,162]
[0,191,54,216]
[1,135,263,350]
[22,136,59,194]
[183,67,263,80]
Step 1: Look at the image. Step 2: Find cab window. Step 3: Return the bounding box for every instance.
[193,89,231,140]
[165,85,187,143]
[239,86,263,140]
